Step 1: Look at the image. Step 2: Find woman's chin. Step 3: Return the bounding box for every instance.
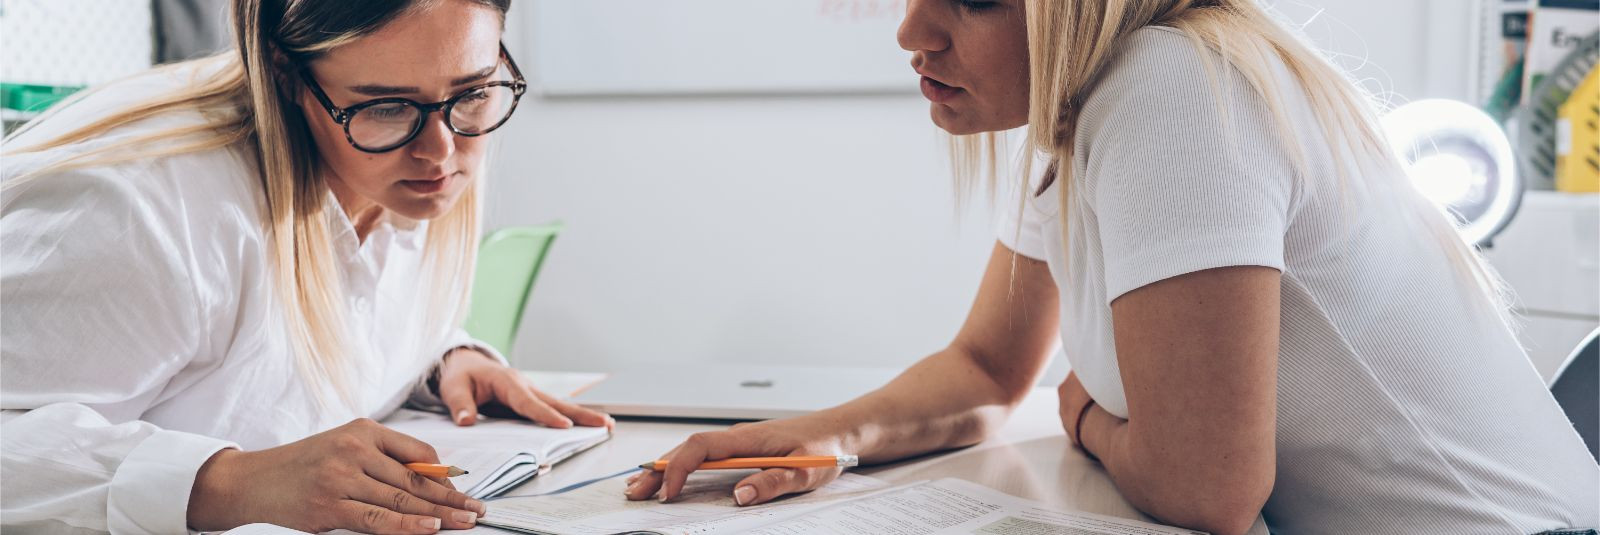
[930,107,1017,136]
[386,195,460,221]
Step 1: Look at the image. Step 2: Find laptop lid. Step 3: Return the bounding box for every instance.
[572,365,902,421]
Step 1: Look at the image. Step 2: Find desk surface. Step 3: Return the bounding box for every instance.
[512,374,1269,535]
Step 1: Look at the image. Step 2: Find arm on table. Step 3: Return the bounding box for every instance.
[1077,266,1279,535]
[631,241,1063,504]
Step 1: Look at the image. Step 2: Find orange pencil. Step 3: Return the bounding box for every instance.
[639,455,859,471]
[406,462,469,478]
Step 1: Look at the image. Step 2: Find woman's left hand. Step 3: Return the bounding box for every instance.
[436,348,613,429]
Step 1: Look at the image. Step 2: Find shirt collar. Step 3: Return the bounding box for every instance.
[324,192,427,256]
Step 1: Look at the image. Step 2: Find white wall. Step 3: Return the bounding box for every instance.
[1271,0,1476,103]
[487,0,1478,376]
[0,0,154,87]
[487,93,992,373]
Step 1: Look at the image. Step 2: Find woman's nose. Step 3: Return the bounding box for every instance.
[406,112,456,164]
[897,0,950,53]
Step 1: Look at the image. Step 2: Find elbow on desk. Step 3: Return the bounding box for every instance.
[934,403,1017,448]
[1147,468,1272,535]
[1122,438,1274,535]
[1182,500,1267,535]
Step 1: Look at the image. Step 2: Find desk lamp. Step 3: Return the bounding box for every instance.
[1381,99,1522,248]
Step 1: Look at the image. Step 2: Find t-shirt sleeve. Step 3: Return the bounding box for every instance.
[1080,29,1298,304]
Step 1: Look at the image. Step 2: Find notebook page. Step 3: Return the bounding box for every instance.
[473,453,541,498]
[433,448,540,498]
[744,478,1206,535]
[433,447,506,496]
[479,471,894,535]
[385,409,610,498]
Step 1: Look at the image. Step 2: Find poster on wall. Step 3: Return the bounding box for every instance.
[530,0,916,96]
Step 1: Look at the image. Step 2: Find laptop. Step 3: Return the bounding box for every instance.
[571,365,903,421]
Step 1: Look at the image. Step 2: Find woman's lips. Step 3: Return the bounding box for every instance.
[401,173,455,194]
[919,76,963,103]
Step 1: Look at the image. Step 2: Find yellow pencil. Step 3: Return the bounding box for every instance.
[406,462,469,478]
[639,455,859,471]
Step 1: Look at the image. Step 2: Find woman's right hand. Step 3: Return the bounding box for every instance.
[186,418,484,534]
[623,418,851,507]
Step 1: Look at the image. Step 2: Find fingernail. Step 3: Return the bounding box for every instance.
[455,410,470,424]
[452,511,477,524]
[420,517,441,530]
[625,480,641,495]
[466,498,486,515]
[734,485,756,506]
[659,491,672,503]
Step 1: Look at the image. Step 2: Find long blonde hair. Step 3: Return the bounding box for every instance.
[2,0,510,408]
[958,0,1510,321]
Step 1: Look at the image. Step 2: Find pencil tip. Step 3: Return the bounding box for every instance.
[638,463,652,470]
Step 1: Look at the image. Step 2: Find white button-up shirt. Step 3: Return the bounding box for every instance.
[1,64,499,533]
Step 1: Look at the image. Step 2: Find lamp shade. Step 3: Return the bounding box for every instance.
[1381,99,1521,247]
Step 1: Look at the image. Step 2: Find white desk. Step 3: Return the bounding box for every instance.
[512,373,1270,535]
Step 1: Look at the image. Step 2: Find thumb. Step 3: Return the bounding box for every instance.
[732,467,818,507]
[439,372,479,426]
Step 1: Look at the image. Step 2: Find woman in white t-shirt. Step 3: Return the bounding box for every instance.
[1,1,609,533]
[628,1,1599,533]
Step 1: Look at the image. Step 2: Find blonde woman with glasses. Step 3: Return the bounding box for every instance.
[628,1,1599,533]
[1,1,609,533]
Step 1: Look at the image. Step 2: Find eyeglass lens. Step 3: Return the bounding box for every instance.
[346,85,518,151]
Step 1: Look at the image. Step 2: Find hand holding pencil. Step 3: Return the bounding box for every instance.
[186,419,486,533]
[624,421,858,507]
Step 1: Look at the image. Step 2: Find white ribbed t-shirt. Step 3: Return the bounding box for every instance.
[999,27,1598,533]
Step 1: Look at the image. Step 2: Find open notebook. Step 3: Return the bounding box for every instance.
[383,409,610,499]
[474,472,1206,535]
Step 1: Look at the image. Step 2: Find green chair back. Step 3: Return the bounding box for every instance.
[464,223,563,355]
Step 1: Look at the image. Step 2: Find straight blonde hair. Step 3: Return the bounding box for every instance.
[2,0,509,409]
[956,0,1510,322]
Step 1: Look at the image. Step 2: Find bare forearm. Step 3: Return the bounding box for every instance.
[1081,407,1269,535]
[787,243,1057,466]
[804,347,1025,464]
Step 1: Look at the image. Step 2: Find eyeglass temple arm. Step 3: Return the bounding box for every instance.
[299,70,348,123]
[499,42,525,85]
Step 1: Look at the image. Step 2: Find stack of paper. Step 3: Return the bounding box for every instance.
[384,409,610,499]
[475,471,1207,535]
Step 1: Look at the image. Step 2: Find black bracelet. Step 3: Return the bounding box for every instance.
[1073,399,1100,462]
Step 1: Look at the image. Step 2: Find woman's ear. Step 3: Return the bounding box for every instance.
[268,45,302,108]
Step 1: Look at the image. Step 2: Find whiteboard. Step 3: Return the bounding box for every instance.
[530,0,916,96]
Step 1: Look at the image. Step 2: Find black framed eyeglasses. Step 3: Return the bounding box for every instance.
[300,42,527,153]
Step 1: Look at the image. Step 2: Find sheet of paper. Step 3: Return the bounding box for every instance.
[743,478,1206,535]
[385,409,609,457]
[217,524,310,534]
[479,471,895,535]
[519,370,608,397]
